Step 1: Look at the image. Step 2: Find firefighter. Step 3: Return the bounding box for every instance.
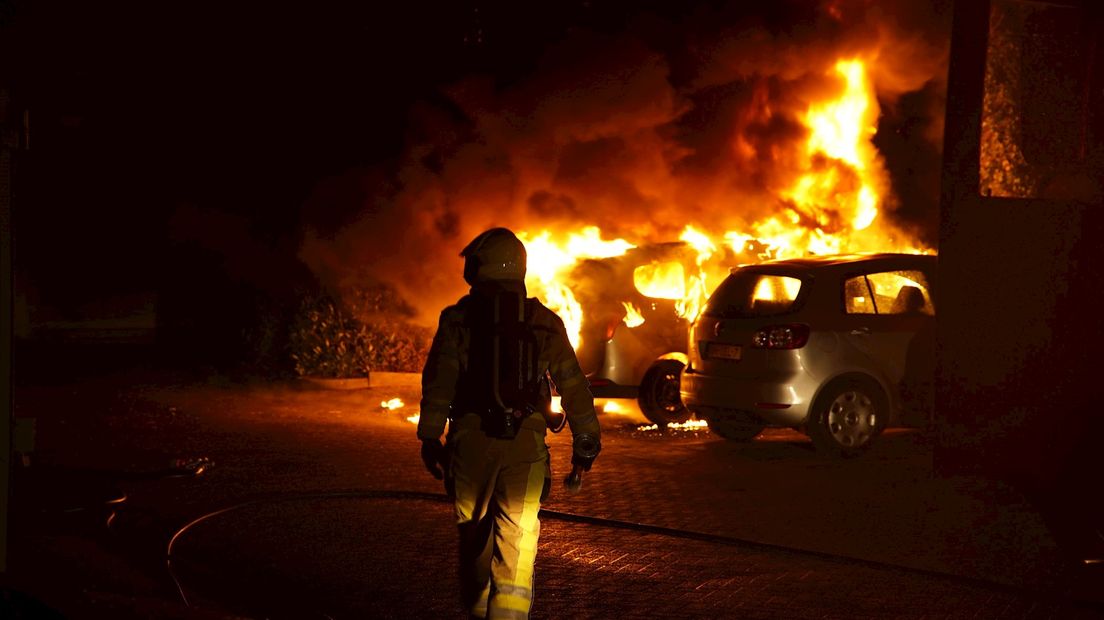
[418,227,601,619]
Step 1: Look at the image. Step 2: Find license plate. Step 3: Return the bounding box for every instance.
[707,342,742,360]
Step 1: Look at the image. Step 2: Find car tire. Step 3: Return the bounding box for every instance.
[705,410,765,441]
[807,376,887,458]
[637,359,691,426]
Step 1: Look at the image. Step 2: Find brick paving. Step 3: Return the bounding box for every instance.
[161,495,1100,619]
[9,373,1104,618]
[151,487,1099,617]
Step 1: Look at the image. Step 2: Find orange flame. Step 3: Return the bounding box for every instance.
[779,59,884,246]
[676,225,717,322]
[602,400,626,414]
[633,261,685,300]
[622,302,645,328]
[513,58,928,354]
[520,227,635,349]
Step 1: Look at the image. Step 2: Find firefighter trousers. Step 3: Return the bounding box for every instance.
[448,413,551,620]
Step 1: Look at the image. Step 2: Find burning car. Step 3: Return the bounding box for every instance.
[562,239,759,426]
[508,54,937,429]
[680,253,936,457]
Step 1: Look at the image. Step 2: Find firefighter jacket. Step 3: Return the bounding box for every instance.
[417,281,601,446]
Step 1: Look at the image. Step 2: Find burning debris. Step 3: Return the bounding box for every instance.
[636,419,711,433]
[378,397,420,425]
[381,398,405,410]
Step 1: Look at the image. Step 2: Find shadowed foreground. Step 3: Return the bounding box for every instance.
[6,369,1102,618]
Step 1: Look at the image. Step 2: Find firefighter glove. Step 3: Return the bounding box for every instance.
[420,438,446,480]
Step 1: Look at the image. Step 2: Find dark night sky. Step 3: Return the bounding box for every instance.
[3,0,680,310]
[1,0,951,328]
[5,0,483,310]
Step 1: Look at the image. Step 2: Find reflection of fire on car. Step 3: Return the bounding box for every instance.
[566,241,737,426]
[681,253,936,457]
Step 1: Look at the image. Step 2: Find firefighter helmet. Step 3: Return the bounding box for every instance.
[460,228,527,284]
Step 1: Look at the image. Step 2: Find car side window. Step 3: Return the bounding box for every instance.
[845,270,935,316]
[844,277,876,314]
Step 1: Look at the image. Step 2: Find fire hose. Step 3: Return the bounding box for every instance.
[160,488,1082,614]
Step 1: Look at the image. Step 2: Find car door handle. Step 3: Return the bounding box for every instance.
[850,327,870,336]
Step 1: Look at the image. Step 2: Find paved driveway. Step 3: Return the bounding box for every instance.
[9,371,1102,618]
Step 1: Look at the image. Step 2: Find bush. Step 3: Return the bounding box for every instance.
[288,295,369,378]
[287,283,431,377]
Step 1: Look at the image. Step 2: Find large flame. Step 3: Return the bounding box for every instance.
[676,225,717,322]
[758,58,891,258]
[520,227,635,350]
[514,58,928,351]
[796,59,882,232]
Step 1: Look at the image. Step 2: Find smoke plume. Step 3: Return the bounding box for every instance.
[298,0,951,324]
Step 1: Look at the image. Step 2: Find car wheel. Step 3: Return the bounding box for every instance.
[807,377,887,457]
[705,410,765,441]
[637,359,691,426]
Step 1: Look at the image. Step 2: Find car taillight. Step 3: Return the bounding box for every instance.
[752,324,810,349]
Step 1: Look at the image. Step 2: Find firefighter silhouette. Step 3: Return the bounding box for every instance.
[418,227,601,619]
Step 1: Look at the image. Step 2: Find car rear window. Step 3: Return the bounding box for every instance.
[703,272,804,319]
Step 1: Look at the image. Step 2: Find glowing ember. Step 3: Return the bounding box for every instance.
[622,302,645,328]
[636,419,710,432]
[381,398,405,410]
[668,419,709,430]
[406,414,420,425]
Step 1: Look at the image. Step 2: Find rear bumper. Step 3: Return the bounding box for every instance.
[680,370,811,427]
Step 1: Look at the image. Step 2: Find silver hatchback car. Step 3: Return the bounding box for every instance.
[681,253,936,457]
